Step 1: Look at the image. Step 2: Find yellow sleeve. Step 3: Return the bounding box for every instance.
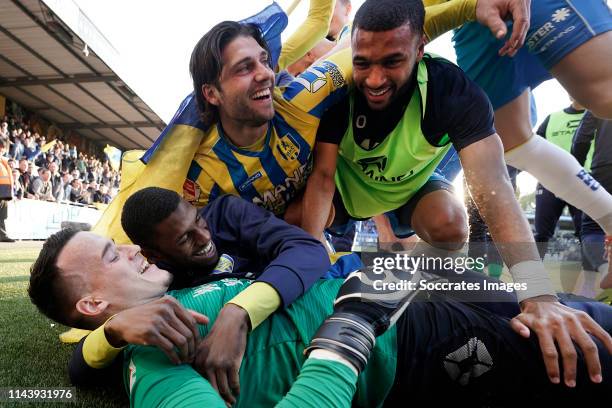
[424,0,478,41]
[278,0,336,70]
[277,46,352,122]
[82,319,125,369]
[227,282,281,330]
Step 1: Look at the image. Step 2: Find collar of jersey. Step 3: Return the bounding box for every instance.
[217,122,273,157]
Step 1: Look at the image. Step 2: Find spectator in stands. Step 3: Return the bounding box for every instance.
[76,153,86,174]
[0,121,8,139]
[68,178,83,203]
[30,168,55,202]
[98,184,112,204]
[48,162,63,201]
[0,139,14,242]
[12,169,23,200]
[9,134,24,160]
[62,144,73,171]
[23,137,40,161]
[60,172,72,201]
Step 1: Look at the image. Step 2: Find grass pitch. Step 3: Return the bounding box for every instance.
[0,242,127,407]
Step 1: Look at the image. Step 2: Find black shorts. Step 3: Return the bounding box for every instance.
[385,295,612,406]
[328,177,454,239]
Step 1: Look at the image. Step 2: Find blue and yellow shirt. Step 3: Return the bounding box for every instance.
[184,49,352,216]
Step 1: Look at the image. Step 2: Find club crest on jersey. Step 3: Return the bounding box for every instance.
[183,179,201,204]
[277,134,300,161]
[211,254,235,275]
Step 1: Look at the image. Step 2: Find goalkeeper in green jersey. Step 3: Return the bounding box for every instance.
[29,229,612,407]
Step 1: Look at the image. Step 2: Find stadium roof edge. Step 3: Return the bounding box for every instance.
[0,0,165,150]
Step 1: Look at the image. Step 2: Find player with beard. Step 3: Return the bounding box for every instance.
[299,0,612,389]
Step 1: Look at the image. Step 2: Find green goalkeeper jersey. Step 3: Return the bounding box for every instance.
[123,279,397,407]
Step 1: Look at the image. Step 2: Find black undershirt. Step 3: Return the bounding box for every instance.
[317,55,495,152]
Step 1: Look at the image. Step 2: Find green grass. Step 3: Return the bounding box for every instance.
[0,244,127,407]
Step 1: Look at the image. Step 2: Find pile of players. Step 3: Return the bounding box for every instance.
[28,0,612,406]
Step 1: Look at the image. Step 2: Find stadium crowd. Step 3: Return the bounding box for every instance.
[0,115,119,205]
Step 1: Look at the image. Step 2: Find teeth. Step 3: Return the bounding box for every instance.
[195,242,213,256]
[368,88,389,96]
[252,89,271,100]
[139,259,149,274]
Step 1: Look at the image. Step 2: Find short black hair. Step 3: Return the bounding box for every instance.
[121,187,182,248]
[189,21,270,128]
[28,228,80,328]
[353,0,424,35]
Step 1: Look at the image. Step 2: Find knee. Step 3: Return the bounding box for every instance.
[427,209,468,250]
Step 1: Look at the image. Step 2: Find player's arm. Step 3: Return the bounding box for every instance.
[441,65,612,389]
[295,96,346,242]
[68,297,208,386]
[572,111,599,166]
[194,195,331,404]
[278,0,335,70]
[301,142,339,242]
[129,341,358,408]
[128,346,227,408]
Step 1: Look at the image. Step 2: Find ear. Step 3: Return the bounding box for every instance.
[75,295,109,317]
[202,84,220,107]
[415,34,426,62]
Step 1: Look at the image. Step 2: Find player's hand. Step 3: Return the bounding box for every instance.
[475,0,531,57]
[510,296,612,387]
[195,304,249,405]
[104,295,209,364]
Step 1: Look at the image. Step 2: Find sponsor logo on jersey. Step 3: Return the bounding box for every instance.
[356,155,412,182]
[183,179,201,204]
[211,254,235,275]
[252,161,311,214]
[577,169,600,191]
[238,171,263,192]
[357,155,388,174]
[276,134,301,161]
[552,7,571,23]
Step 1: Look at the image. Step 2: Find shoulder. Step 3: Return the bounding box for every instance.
[424,56,481,100]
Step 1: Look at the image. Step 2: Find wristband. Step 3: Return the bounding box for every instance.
[509,260,556,302]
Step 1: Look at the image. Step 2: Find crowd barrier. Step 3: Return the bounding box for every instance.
[5,199,102,240]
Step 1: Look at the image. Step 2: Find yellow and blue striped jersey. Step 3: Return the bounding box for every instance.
[184,49,352,215]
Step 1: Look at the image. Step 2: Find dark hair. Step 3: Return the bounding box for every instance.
[0,139,5,149]
[121,187,182,248]
[189,21,270,128]
[353,0,424,36]
[28,228,80,328]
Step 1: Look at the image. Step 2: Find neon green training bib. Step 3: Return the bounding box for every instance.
[335,57,451,218]
[545,109,592,170]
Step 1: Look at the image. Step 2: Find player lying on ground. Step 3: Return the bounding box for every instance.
[66,187,612,405]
